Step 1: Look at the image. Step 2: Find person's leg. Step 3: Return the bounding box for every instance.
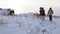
[50,15,52,21]
[40,14,45,21]
[49,15,52,21]
[42,14,45,21]
[40,15,42,19]
[43,16,45,21]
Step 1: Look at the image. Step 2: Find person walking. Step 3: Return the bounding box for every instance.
[48,7,54,21]
[39,7,45,21]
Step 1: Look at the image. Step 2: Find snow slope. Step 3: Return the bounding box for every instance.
[0,13,60,34]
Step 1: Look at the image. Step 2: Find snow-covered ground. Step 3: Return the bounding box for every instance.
[0,13,60,34]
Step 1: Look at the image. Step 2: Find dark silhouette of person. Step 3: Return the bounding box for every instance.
[48,7,54,21]
[39,7,45,20]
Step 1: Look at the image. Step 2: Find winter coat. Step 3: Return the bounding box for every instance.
[39,8,45,16]
[48,9,53,15]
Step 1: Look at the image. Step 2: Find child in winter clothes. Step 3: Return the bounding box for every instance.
[39,7,45,21]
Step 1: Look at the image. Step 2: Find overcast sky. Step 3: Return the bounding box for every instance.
[0,0,60,15]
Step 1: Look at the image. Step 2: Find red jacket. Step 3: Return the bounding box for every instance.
[39,8,45,15]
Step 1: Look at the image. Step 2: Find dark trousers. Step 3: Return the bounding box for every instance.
[49,15,52,21]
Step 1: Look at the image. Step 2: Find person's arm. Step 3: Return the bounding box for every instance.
[52,10,54,14]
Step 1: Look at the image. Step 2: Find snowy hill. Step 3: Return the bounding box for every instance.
[0,13,60,34]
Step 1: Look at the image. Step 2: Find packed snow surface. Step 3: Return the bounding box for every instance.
[0,13,60,34]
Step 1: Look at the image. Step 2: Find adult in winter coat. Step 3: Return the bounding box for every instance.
[48,7,54,21]
[39,7,45,20]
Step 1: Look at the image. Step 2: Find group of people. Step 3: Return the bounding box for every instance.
[39,7,54,21]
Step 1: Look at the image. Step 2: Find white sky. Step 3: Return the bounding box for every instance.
[0,0,60,15]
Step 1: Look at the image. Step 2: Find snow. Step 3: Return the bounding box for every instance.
[0,13,60,34]
[0,9,10,15]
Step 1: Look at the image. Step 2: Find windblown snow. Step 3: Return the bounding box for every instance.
[0,13,60,34]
